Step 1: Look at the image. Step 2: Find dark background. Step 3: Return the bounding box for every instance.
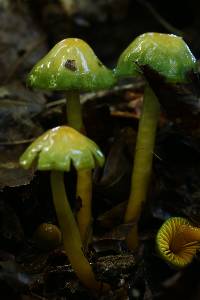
[1,0,200,84]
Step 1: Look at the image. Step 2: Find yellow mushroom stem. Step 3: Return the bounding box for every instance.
[124,84,160,250]
[65,91,94,245]
[66,91,85,133]
[50,171,109,292]
[76,169,93,244]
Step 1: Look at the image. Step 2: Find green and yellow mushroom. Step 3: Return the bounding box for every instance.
[115,33,196,250]
[20,126,108,292]
[27,38,116,132]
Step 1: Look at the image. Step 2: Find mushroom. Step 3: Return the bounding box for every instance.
[33,223,62,250]
[27,38,116,132]
[20,126,109,292]
[115,33,196,249]
[156,217,200,268]
[27,38,116,242]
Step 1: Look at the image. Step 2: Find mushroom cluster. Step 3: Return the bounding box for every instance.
[27,38,116,243]
[20,33,198,293]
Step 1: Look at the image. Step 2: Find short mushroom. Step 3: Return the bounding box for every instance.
[19,126,108,292]
[115,33,196,249]
[27,38,116,242]
[156,217,200,268]
[33,223,62,250]
[27,38,116,132]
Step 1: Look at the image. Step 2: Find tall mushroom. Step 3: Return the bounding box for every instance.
[19,126,109,292]
[27,38,116,242]
[115,33,196,249]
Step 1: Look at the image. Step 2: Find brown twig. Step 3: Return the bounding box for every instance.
[0,138,35,146]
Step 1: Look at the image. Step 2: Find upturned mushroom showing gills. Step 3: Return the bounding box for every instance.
[115,33,196,250]
[19,126,108,292]
[156,217,200,268]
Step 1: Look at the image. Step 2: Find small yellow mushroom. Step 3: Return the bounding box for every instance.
[156,217,200,268]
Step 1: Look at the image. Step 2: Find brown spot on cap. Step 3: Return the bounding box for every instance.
[65,59,77,71]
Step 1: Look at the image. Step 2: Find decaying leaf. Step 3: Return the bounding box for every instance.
[0,83,45,188]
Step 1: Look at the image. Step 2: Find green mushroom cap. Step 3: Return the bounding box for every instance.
[115,32,196,83]
[19,126,105,171]
[27,38,116,91]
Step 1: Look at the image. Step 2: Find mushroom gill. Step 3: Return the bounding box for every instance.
[156,217,200,268]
